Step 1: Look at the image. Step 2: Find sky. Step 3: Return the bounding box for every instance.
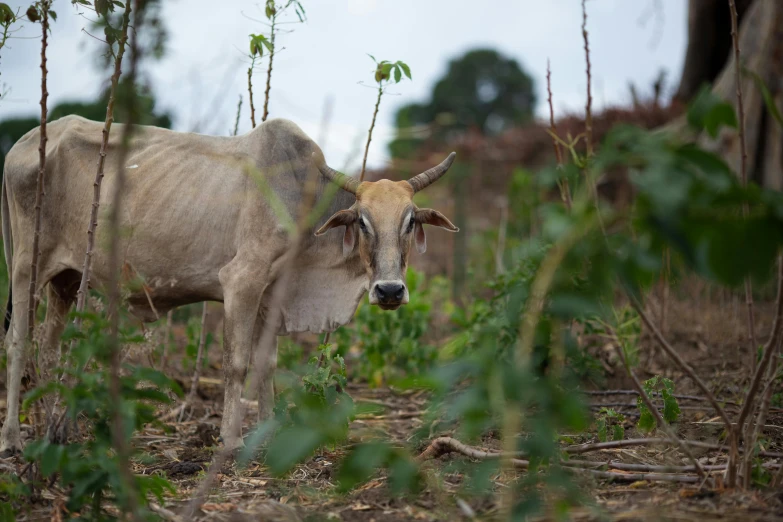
[0,0,687,172]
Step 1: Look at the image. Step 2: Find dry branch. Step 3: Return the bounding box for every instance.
[610,330,709,483]
[416,437,707,484]
[73,0,132,320]
[732,255,783,486]
[106,0,140,515]
[581,0,593,158]
[546,60,571,211]
[726,0,758,377]
[248,55,257,128]
[629,298,733,431]
[360,84,383,182]
[159,303,209,423]
[27,1,51,340]
[261,17,275,122]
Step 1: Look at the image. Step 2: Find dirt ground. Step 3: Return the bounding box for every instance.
[4,290,783,521]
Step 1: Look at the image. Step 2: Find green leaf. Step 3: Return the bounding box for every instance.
[612,424,625,441]
[747,69,783,128]
[367,53,376,63]
[0,4,14,25]
[636,397,655,433]
[397,61,412,80]
[393,65,401,83]
[265,426,323,475]
[337,442,390,491]
[94,0,109,17]
[687,86,737,138]
[48,9,56,21]
[40,443,64,477]
[596,418,607,442]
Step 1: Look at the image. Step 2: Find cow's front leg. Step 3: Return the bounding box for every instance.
[218,258,266,452]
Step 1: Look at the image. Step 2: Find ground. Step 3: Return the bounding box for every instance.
[3,289,783,521]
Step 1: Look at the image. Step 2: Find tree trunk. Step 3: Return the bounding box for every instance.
[674,0,753,103]
[673,0,783,189]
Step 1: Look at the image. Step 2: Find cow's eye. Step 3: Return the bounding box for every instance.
[358,218,367,233]
[406,218,414,234]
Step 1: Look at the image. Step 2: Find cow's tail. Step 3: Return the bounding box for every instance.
[2,175,12,333]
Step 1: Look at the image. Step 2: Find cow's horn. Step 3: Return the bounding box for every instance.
[406,152,457,193]
[313,152,360,194]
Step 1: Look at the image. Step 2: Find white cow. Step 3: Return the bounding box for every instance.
[0,115,457,454]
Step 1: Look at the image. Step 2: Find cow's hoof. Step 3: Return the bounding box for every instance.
[0,447,21,459]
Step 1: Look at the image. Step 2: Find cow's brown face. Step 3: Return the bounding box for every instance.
[315,179,457,310]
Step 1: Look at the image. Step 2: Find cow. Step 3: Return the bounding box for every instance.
[0,115,458,455]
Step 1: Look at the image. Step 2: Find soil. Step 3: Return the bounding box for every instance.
[3,291,783,521]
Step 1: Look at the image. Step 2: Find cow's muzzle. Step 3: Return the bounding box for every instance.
[369,280,409,310]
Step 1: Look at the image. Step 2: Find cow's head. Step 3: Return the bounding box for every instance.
[314,153,458,310]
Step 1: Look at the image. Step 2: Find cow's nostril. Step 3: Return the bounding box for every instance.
[376,282,405,303]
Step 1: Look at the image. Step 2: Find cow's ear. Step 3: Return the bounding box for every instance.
[413,209,459,254]
[315,209,357,257]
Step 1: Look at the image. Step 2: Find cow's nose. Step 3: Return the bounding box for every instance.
[376,282,405,303]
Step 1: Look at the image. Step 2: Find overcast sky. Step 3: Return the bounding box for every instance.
[0,0,687,171]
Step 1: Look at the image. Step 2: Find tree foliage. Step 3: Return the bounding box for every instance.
[0,83,171,179]
[390,48,536,158]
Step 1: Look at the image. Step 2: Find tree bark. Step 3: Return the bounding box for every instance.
[669,0,782,189]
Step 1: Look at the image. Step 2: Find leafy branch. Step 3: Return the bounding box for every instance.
[360,55,411,181]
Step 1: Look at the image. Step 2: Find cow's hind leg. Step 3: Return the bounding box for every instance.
[251,318,277,422]
[38,273,77,387]
[38,272,78,433]
[0,264,31,456]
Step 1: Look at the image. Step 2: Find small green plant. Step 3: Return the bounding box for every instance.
[240,343,354,475]
[183,310,212,371]
[22,310,181,519]
[636,375,681,433]
[595,407,625,442]
[247,0,306,126]
[359,55,411,180]
[335,270,442,386]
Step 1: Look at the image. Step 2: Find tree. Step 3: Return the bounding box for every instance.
[0,82,171,179]
[389,49,536,159]
[673,0,781,189]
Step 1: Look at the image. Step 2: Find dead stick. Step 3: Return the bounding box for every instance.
[360,83,382,182]
[610,329,709,483]
[177,302,209,423]
[629,298,732,430]
[73,0,132,321]
[732,256,783,486]
[727,0,757,378]
[416,437,703,484]
[27,1,51,340]
[261,15,275,122]
[247,54,257,128]
[546,60,571,212]
[106,1,141,517]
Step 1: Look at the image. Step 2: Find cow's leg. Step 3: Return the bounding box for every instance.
[38,283,73,388]
[252,318,278,421]
[0,266,31,456]
[38,281,75,432]
[218,257,268,452]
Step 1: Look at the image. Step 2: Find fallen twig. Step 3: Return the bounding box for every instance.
[148,502,182,522]
[416,436,708,484]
